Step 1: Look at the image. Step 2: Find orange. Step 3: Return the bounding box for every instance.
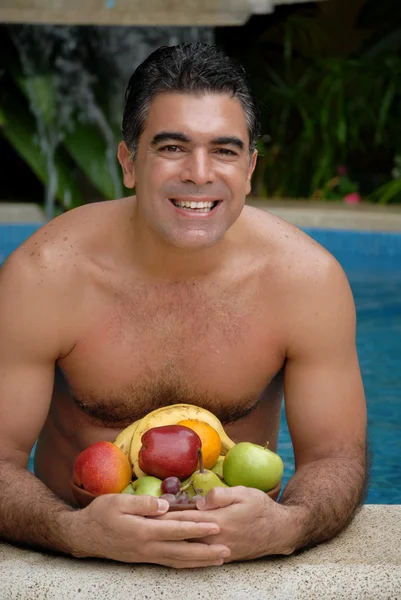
[177,419,222,469]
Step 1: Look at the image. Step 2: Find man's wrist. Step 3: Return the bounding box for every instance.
[272,502,310,555]
[55,507,88,557]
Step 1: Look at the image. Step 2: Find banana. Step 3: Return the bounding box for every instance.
[130,404,236,478]
[114,419,141,460]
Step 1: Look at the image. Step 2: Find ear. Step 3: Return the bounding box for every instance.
[245,150,258,196]
[117,141,136,189]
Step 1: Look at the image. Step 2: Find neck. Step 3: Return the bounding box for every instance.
[129,204,233,281]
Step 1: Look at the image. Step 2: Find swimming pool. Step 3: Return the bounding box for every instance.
[1,223,400,504]
[278,229,401,505]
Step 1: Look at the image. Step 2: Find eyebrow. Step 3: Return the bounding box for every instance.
[151,132,190,146]
[210,136,244,150]
[150,131,245,151]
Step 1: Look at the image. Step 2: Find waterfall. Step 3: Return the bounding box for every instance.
[10,24,214,220]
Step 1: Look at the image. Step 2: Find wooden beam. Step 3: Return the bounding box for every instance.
[0,0,326,26]
[0,0,252,26]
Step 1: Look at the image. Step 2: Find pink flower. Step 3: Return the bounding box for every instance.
[344,192,361,204]
[337,165,347,176]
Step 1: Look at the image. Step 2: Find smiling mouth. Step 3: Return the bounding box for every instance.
[169,198,219,213]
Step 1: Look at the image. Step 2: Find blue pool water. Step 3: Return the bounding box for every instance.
[277,229,401,505]
[1,224,401,504]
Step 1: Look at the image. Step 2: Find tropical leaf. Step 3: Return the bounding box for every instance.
[11,54,123,201]
[361,27,401,57]
[0,94,84,210]
[370,178,401,204]
[15,72,57,129]
[63,121,123,200]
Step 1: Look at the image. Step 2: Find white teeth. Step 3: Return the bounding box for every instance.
[173,199,215,209]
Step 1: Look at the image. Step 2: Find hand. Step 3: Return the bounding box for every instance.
[66,494,231,568]
[156,486,296,562]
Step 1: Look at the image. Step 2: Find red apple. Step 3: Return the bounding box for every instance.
[138,425,202,480]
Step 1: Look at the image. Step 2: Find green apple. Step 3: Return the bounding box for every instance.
[223,442,283,492]
[121,483,134,494]
[131,476,163,497]
[211,456,225,479]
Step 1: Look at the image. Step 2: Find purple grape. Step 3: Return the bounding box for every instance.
[191,495,202,504]
[161,477,181,495]
[175,491,190,504]
[161,494,177,506]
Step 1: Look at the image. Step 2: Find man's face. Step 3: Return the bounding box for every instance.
[118,92,257,250]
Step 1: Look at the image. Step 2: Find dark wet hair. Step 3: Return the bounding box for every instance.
[122,42,260,157]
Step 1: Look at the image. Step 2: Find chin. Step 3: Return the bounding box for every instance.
[169,231,225,250]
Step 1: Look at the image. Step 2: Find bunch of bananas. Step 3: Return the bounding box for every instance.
[114,403,235,479]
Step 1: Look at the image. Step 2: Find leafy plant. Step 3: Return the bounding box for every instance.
[0,90,84,210]
[219,1,401,202]
[0,25,125,216]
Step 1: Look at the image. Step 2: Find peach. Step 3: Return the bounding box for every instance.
[73,441,132,495]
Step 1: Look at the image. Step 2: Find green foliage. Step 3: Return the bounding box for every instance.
[219,2,401,202]
[319,170,359,202]
[2,5,401,207]
[0,92,84,210]
[0,26,125,214]
[370,156,401,204]
[63,122,121,201]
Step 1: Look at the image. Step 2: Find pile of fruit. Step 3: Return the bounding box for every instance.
[73,404,284,507]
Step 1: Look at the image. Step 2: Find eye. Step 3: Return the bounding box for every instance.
[159,145,182,153]
[216,148,238,156]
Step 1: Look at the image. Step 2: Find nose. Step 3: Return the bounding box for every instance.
[180,148,214,186]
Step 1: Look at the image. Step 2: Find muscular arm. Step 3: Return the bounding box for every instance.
[0,250,79,553]
[0,243,230,568]
[279,256,367,550]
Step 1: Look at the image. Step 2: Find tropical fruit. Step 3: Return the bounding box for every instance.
[138,425,202,480]
[114,419,141,456]
[223,442,284,492]
[128,404,235,478]
[73,441,132,495]
[177,419,222,469]
[183,449,229,498]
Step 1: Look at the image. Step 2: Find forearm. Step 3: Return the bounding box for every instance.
[0,460,78,555]
[278,451,367,552]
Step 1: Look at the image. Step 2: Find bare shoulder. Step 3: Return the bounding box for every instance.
[2,198,128,284]
[242,204,348,291]
[242,206,355,342]
[0,199,130,352]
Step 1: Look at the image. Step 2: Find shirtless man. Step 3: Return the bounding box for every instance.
[0,43,367,568]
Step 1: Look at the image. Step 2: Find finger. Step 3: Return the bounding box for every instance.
[113,494,169,516]
[154,540,231,564]
[155,510,218,524]
[196,487,243,511]
[147,518,220,541]
[153,555,227,569]
[165,559,226,569]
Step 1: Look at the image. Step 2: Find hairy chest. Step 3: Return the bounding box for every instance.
[58,278,284,426]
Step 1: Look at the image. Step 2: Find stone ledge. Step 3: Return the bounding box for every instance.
[0,506,400,599]
[248,199,401,232]
[2,200,401,233]
[0,202,45,223]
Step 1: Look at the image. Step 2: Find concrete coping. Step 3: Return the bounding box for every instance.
[248,199,401,232]
[0,202,46,224]
[0,505,400,598]
[2,200,401,232]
